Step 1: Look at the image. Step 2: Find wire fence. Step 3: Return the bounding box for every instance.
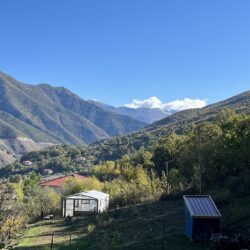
[45,232,210,250]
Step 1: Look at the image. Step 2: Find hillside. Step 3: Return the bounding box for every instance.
[3,90,249,175]
[88,90,250,162]
[14,199,207,250]
[96,90,250,159]
[1,94,249,250]
[0,137,53,167]
[0,71,146,148]
[13,195,250,250]
[149,90,250,131]
[0,148,16,166]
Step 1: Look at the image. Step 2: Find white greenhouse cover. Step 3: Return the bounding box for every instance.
[66,190,109,200]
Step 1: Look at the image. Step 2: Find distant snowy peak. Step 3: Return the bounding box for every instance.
[88,100,170,124]
[89,96,207,124]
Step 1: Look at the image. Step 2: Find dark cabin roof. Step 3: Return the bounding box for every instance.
[183,195,221,218]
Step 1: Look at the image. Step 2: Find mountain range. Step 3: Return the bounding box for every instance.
[0,71,149,144]
[0,70,249,165]
[87,89,250,163]
[147,89,250,135]
[88,100,168,124]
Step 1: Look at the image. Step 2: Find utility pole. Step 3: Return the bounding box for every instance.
[198,125,202,195]
[50,233,54,250]
[165,161,169,175]
[165,161,170,194]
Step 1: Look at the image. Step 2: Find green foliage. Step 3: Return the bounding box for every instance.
[96,163,167,207]
[95,111,250,202]
[23,172,40,195]
[62,176,102,196]
[87,223,96,234]
[1,110,250,248]
[10,182,24,202]
[92,161,120,181]
[3,110,249,211]
[154,112,250,196]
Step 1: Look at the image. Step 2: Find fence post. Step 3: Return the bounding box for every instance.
[76,233,79,250]
[50,233,54,250]
[161,238,164,250]
[70,234,72,249]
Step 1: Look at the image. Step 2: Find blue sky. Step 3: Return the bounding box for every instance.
[0,0,250,108]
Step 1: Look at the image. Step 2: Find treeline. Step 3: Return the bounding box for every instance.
[152,110,250,195]
[93,110,250,198]
[0,133,158,178]
[2,109,250,198]
[55,109,250,204]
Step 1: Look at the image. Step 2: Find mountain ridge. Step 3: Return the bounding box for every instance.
[149,90,250,129]
[88,89,250,163]
[0,71,146,149]
[88,100,168,124]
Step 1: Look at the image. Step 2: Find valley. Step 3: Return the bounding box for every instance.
[0,72,249,250]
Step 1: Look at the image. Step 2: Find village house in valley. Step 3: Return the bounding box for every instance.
[40,173,87,191]
[42,168,54,175]
[22,160,33,166]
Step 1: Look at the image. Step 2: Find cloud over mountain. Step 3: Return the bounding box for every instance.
[125,97,207,112]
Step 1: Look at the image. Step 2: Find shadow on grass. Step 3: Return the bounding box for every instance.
[14,199,209,250]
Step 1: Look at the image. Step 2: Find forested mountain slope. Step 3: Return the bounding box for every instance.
[2,92,249,177]
[0,71,146,146]
[149,90,250,129]
[88,90,250,162]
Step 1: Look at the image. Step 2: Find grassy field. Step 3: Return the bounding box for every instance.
[13,218,89,249]
[13,199,209,250]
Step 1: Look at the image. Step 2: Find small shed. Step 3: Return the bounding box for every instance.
[62,190,109,217]
[183,195,221,240]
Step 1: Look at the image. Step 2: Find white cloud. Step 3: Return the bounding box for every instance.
[125,96,207,112]
[125,96,162,109]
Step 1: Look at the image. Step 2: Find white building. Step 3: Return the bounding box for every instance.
[62,190,109,217]
[22,160,33,166]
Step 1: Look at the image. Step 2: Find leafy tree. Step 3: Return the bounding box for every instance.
[62,176,102,196]
[24,187,60,219]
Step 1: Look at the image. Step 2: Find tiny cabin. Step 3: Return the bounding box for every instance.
[183,195,221,240]
[62,190,109,217]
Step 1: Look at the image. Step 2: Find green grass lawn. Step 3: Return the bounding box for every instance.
[14,199,209,250]
[13,217,92,250]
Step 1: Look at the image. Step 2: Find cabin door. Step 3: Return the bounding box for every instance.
[65,199,74,217]
[89,199,97,212]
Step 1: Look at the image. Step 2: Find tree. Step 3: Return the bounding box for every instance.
[152,133,186,175]
[25,187,60,219]
[23,172,40,195]
[62,177,102,196]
